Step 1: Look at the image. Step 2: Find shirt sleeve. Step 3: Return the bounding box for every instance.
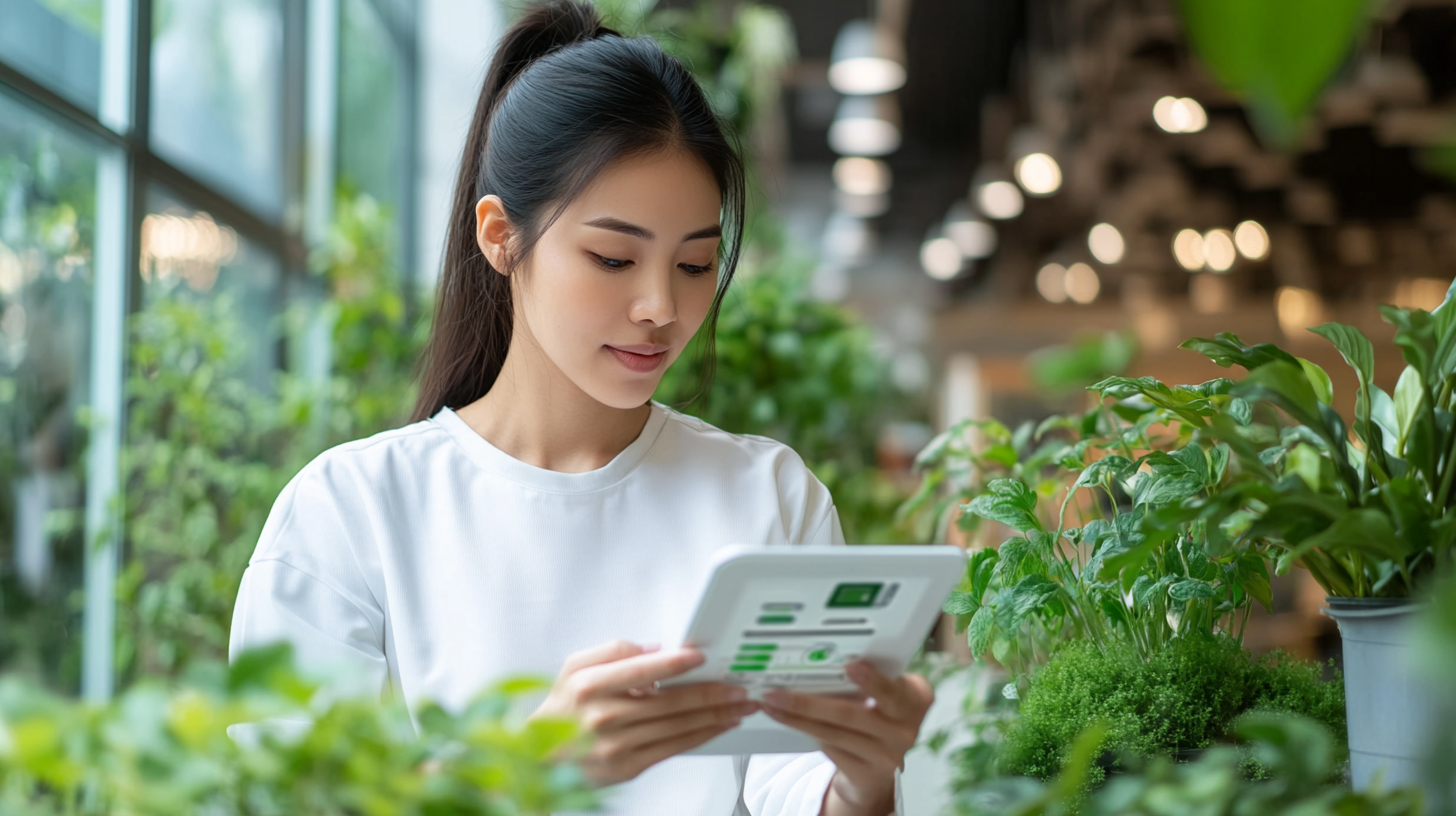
[228,458,389,702]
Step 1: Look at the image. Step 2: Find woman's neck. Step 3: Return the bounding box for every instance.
[453,335,652,474]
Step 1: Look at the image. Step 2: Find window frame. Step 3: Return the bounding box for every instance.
[0,0,418,699]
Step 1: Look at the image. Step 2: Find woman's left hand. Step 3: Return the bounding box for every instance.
[758,661,933,816]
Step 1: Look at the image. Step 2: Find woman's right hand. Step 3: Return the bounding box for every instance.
[534,639,759,786]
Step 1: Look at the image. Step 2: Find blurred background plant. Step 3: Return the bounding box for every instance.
[0,643,593,816]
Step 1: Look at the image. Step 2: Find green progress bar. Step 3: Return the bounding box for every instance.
[739,643,778,651]
[733,653,772,663]
[730,664,768,672]
[757,615,794,624]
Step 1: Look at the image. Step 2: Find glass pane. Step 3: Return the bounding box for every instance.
[0,0,104,113]
[339,0,404,222]
[0,89,102,691]
[122,188,281,677]
[150,0,284,217]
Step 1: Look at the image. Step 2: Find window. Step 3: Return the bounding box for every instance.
[0,0,419,696]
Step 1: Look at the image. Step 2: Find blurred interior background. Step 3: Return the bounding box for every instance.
[2,1,1455,799]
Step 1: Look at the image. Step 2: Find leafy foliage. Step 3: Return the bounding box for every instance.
[0,644,593,816]
[117,190,425,680]
[906,371,1270,683]
[997,635,1344,784]
[955,712,1419,816]
[1179,281,1456,597]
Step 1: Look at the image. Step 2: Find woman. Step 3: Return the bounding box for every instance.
[228,2,931,814]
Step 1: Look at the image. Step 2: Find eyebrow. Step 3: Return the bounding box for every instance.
[583,216,722,242]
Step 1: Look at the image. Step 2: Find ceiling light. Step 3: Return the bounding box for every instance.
[1065,262,1100,304]
[921,236,963,280]
[1233,220,1270,260]
[1276,286,1325,339]
[976,180,1024,220]
[1088,223,1125,264]
[1014,153,1062,196]
[1173,228,1205,271]
[828,20,907,95]
[835,190,890,217]
[828,94,901,156]
[1203,228,1236,272]
[833,156,892,196]
[1153,96,1208,133]
[1036,263,1067,303]
[943,200,996,259]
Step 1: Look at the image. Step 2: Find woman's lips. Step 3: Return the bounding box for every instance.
[607,345,668,372]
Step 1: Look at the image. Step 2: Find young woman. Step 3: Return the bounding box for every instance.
[228,2,932,814]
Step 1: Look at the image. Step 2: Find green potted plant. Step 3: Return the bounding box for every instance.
[906,370,1342,787]
[1167,285,1456,791]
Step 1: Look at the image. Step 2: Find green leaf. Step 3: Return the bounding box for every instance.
[1169,578,1218,602]
[1177,0,1372,147]
[1394,365,1423,451]
[1134,474,1205,507]
[968,547,1000,600]
[1297,357,1334,405]
[964,479,1042,532]
[1179,332,1300,370]
[1074,454,1136,490]
[1226,396,1253,426]
[943,591,978,616]
[994,574,1061,633]
[1311,321,1375,445]
[966,605,995,658]
[1290,508,1408,567]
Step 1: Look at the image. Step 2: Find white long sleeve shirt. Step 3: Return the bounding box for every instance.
[228,402,893,815]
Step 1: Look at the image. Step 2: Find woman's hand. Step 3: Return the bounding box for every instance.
[534,639,760,786]
[758,661,933,816]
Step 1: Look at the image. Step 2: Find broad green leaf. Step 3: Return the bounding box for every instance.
[1297,358,1334,406]
[966,606,995,658]
[1134,474,1205,507]
[943,591,978,616]
[1370,386,1400,458]
[1208,444,1231,485]
[964,479,1042,533]
[1177,0,1372,147]
[1382,305,1438,389]
[1291,508,1407,566]
[1179,332,1300,371]
[1074,455,1136,490]
[1226,396,1253,426]
[1394,365,1423,450]
[1169,579,1219,602]
[1286,443,1324,492]
[1311,321,1375,445]
[1238,361,1323,430]
[968,547,1000,600]
[994,574,1061,633]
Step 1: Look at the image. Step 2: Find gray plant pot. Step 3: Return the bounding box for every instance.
[1322,598,1434,792]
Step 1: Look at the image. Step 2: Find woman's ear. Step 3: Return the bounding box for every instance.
[475,194,513,275]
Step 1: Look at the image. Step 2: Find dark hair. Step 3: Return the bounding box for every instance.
[411,0,747,422]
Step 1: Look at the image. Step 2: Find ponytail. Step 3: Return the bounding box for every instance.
[412,1,618,422]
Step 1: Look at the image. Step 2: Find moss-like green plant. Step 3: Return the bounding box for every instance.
[998,634,1344,785]
[956,712,1419,816]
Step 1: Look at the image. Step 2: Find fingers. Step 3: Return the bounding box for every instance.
[598,720,741,782]
[758,702,902,769]
[759,689,883,739]
[570,647,706,697]
[582,683,751,732]
[596,699,758,752]
[561,640,659,675]
[844,663,934,723]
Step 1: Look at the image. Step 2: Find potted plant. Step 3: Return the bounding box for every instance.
[1163,291,1456,791]
[906,371,1342,787]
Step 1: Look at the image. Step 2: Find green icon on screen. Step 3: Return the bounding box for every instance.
[827,582,882,608]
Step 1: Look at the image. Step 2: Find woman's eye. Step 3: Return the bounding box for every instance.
[681,263,715,276]
[592,254,631,270]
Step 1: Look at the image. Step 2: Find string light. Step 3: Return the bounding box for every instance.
[1014,153,1062,196]
[1203,229,1236,272]
[1088,223,1125,264]
[1173,229,1205,271]
[1233,220,1270,260]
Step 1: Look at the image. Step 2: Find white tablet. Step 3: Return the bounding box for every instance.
[662,544,966,755]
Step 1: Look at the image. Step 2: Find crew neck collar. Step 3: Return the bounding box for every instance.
[431,402,669,494]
